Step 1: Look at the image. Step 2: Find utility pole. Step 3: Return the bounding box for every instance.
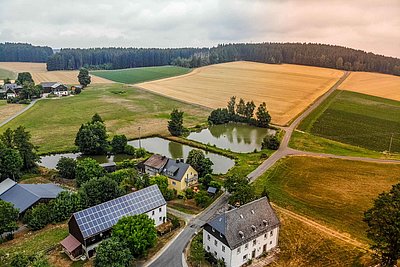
[138,126,142,149]
[388,133,394,155]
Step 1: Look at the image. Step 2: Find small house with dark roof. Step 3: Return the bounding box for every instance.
[40,82,69,96]
[143,154,169,176]
[162,158,198,192]
[203,197,280,267]
[0,178,64,214]
[61,185,167,259]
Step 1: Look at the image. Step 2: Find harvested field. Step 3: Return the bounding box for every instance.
[339,71,400,101]
[0,100,26,122]
[137,61,344,126]
[0,62,112,84]
[253,156,400,243]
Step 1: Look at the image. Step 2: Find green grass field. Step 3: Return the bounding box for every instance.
[91,66,191,84]
[253,156,400,243]
[298,90,400,153]
[0,84,210,154]
[0,67,15,80]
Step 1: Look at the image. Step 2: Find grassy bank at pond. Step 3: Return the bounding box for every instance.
[0,67,15,79]
[253,156,400,243]
[91,66,191,84]
[298,90,400,153]
[290,131,400,160]
[0,84,210,154]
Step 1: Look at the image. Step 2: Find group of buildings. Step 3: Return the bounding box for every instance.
[0,152,280,267]
[0,81,82,99]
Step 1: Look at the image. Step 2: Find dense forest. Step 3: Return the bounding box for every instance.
[46,43,400,76]
[0,43,53,63]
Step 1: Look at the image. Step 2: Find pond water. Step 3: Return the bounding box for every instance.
[128,137,234,174]
[187,123,276,153]
[40,153,132,169]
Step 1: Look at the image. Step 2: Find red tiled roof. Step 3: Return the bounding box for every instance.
[61,234,81,252]
[144,154,168,169]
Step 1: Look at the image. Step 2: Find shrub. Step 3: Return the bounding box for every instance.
[79,177,123,208]
[135,148,147,158]
[75,158,104,187]
[124,145,136,156]
[261,134,280,150]
[194,191,211,208]
[209,181,221,191]
[111,135,128,154]
[75,87,81,94]
[95,238,132,267]
[56,157,77,179]
[25,203,54,230]
[184,188,195,199]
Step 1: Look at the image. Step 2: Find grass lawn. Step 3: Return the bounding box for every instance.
[0,67,15,80]
[0,224,68,266]
[0,83,210,154]
[289,131,400,160]
[253,156,400,243]
[298,90,400,153]
[0,100,27,123]
[273,211,371,267]
[91,66,191,84]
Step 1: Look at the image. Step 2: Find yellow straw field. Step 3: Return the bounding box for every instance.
[338,71,400,101]
[0,62,112,84]
[136,61,344,125]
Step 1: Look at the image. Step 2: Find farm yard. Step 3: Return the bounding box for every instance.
[0,83,210,154]
[136,61,344,126]
[91,66,191,84]
[298,90,400,153]
[253,156,400,243]
[338,71,400,101]
[0,62,112,84]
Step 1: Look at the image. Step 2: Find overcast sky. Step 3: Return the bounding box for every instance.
[0,0,399,57]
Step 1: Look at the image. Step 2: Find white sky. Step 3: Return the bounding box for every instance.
[0,0,399,57]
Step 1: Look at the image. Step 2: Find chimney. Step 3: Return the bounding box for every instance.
[263,220,269,226]
[239,231,244,238]
[251,225,256,232]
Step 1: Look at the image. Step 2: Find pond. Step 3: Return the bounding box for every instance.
[187,123,276,153]
[128,137,235,174]
[40,153,132,169]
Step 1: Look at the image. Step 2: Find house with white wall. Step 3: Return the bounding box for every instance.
[203,197,280,267]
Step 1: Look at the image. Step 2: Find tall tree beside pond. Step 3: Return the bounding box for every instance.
[236,98,246,117]
[168,109,184,136]
[186,149,213,178]
[256,102,271,128]
[0,142,23,181]
[75,121,108,155]
[12,126,39,170]
[227,96,236,119]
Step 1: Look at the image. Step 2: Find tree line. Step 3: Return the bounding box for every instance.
[0,43,53,63]
[46,43,400,76]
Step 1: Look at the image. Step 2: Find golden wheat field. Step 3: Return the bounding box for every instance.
[338,71,400,101]
[137,61,344,125]
[0,62,112,84]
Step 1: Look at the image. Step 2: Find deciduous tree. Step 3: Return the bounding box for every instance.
[75,121,108,155]
[56,157,77,179]
[256,102,271,128]
[95,238,133,267]
[186,149,213,178]
[79,177,123,207]
[16,72,34,85]
[75,158,104,187]
[78,68,91,87]
[0,142,23,181]
[12,126,39,170]
[168,109,184,136]
[111,135,128,154]
[0,200,19,239]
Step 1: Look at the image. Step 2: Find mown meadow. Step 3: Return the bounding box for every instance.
[91,66,191,84]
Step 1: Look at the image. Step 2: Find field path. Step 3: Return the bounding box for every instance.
[272,205,370,251]
[0,98,42,127]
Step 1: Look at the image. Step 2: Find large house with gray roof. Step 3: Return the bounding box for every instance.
[0,178,64,214]
[203,197,280,267]
[40,82,69,96]
[143,154,198,192]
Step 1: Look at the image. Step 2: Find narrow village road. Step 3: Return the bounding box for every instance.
[0,99,40,127]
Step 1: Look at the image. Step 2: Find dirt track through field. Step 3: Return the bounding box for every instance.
[0,62,113,84]
[273,205,370,251]
[136,61,343,126]
[339,71,400,101]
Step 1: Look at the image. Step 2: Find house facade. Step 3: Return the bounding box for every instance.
[142,154,199,192]
[2,83,23,99]
[203,197,280,267]
[61,185,167,259]
[40,82,69,96]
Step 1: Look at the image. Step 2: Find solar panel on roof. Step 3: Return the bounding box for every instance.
[73,185,166,239]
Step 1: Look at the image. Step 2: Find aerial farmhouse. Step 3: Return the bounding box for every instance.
[143,154,199,192]
[40,82,69,96]
[203,197,280,267]
[60,185,167,259]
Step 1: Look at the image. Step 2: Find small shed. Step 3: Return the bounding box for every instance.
[207,186,217,195]
[61,234,82,260]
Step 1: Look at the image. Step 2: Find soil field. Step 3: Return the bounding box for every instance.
[339,71,400,101]
[136,61,343,126]
[298,90,400,153]
[91,66,191,84]
[0,62,112,84]
[0,83,210,154]
[0,100,27,123]
[253,156,400,243]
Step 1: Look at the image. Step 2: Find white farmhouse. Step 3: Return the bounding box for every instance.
[203,197,280,267]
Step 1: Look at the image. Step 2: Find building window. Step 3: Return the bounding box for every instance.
[222,257,225,262]
[253,239,256,246]
[172,181,176,185]
[214,251,217,257]
[207,246,210,251]
[264,233,267,239]
[270,241,273,245]
[237,247,241,254]
[243,255,247,262]
[222,245,225,252]
[207,234,210,241]
[159,217,162,222]
[159,207,162,212]
[214,240,218,247]
[270,230,273,237]
[152,210,155,216]
[245,243,248,250]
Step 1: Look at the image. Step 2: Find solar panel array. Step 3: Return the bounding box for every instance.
[73,185,166,238]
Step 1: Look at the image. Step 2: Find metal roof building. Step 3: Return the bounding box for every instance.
[0,178,64,214]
